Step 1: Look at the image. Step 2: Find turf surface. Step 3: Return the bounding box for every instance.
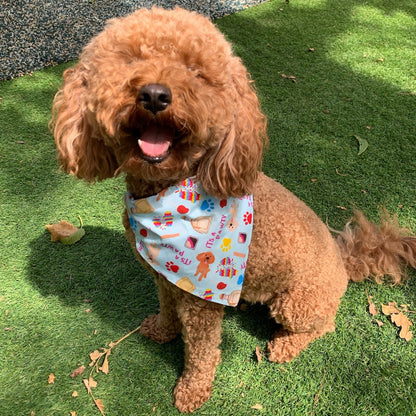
[1,0,415,415]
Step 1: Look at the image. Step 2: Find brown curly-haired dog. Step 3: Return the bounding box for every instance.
[52,7,416,412]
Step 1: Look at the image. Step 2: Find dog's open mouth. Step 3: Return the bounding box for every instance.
[138,123,175,163]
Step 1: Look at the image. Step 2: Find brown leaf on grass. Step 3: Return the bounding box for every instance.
[45,219,85,244]
[89,377,98,389]
[89,350,105,365]
[94,398,105,414]
[255,345,262,363]
[381,302,400,316]
[70,365,86,378]
[83,377,97,394]
[282,73,296,82]
[70,412,76,416]
[251,403,263,410]
[100,350,111,374]
[365,290,378,316]
[48,373,55,384]
[369,302,378,316]
[83,326,142,414]
[391,312,413,341]
[72,391,78,398]
[83,379,91,394]
[368,297,379,316]
[381,302,413,341]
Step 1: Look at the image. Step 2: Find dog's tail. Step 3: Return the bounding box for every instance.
[335,210,416,284]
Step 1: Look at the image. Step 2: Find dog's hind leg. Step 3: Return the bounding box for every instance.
[140,274,181,344]
[266,285,339,363]
[267,327,331,363]
[174,295,224,413]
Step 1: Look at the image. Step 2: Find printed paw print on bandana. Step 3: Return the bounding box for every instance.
[165,261,179,273]
[243,211,253,225]
[220,238,232,252]
[201,199,215,212]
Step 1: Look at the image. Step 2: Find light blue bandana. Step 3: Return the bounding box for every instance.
[125,177,253,307]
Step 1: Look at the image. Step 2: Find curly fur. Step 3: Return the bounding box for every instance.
[51,7,416,412]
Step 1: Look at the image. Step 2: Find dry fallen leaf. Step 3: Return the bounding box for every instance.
[95,398,105,414]
[70,412,76,416]
[72,391,78,398]
[369,302,378,316]
[83,326,142,414]
[400,304,409,312]
[83,377,98,394]
[251,403,263,410]
[70,365,86,378]
[367,294,379,316]
[90,350,105,364]
[281,73,296,82]
[255,345,262,363]
[381,302,400,316]
[100,350,111,374]
[391,312,413,341]
[381,302,413,341]
[45,219,85,244]
[89,377,98,389]
[48,373,55,384]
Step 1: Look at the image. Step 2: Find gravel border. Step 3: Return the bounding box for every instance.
[1,0,268,81]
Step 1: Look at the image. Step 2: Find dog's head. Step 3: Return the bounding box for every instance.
[51,7,267,198]
[196,252,216,265]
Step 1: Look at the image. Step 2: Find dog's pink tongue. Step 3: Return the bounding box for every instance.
[138,125,174,157]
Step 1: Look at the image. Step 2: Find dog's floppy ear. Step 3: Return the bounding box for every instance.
[197,57,267,199]
[51,64,117,181]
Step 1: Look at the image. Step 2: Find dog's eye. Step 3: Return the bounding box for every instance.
[187,66,202,78]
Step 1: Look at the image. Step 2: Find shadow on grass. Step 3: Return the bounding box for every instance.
[28,226,158,323]
[27,226,278,371]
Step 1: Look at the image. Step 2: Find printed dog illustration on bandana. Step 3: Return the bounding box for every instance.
[125,177,253,306]
[195,252,215,281]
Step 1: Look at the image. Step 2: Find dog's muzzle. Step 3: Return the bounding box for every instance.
[138,83,172,115]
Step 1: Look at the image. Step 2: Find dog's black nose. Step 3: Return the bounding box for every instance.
[138,84,172,114]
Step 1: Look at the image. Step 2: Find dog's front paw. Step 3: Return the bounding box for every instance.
[140,314,180,344]
[174,373,212,413]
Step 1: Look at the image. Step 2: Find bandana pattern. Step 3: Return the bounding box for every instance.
[125,178,253,307]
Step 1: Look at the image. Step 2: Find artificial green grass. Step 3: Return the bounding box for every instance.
[1,0,415,414]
